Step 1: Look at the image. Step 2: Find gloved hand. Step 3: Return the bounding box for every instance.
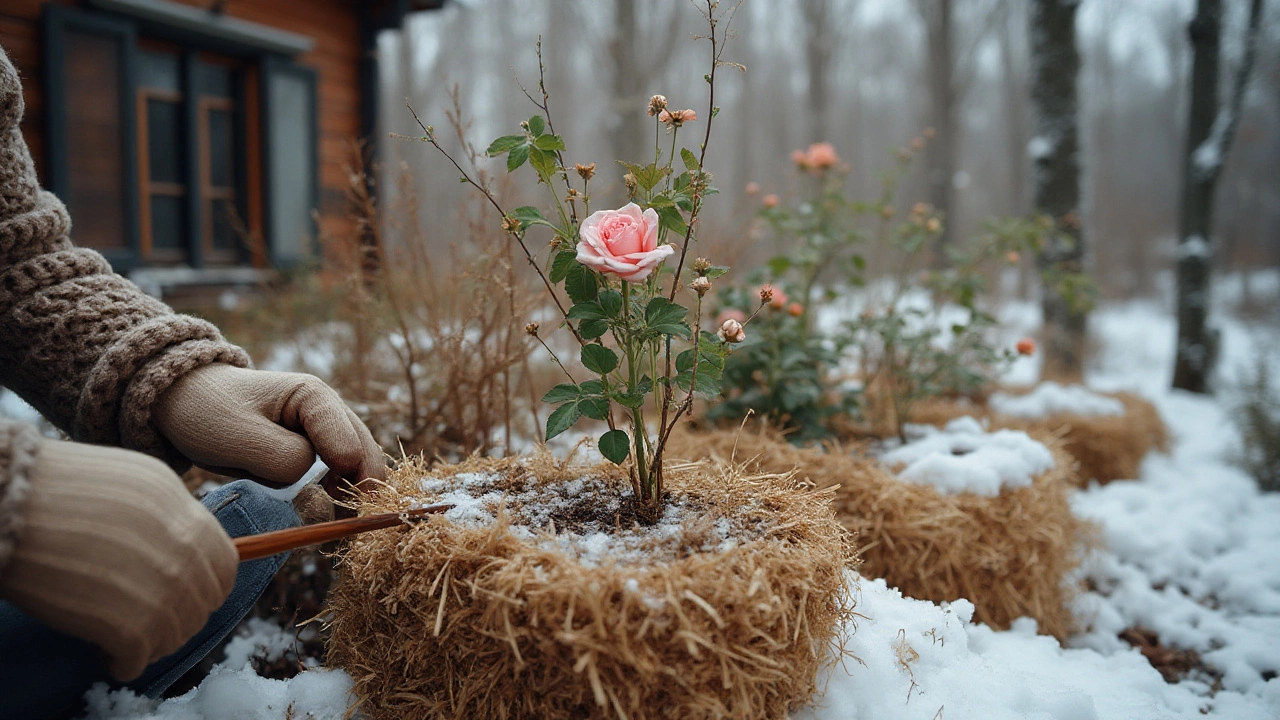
[0,440,237,681]
[153,364,386,494]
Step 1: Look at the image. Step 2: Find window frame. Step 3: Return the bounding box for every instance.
[41,5,317,272]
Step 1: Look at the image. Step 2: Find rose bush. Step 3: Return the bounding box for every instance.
[576,203,675,282]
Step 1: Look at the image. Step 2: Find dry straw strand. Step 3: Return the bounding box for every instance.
[665,421,1095,640]
[327,452,857,719]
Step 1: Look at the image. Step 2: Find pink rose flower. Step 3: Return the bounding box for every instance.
[805,142,840,170]
[658,109,672,124]
[576,203,675,283]
[762,193,780,208]
[790,149,809,168]
[744,181,761,196]
[717,308,746,326]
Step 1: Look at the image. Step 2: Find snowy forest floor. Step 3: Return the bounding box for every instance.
[74,288,1280,720]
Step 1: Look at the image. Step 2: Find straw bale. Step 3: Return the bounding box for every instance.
[666,423,1094,640]
[902,392,1169,485]
[326,453,856,720]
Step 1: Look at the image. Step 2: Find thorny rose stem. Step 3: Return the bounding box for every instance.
[402,104,585,347]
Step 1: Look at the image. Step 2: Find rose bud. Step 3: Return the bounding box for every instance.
[717,318,746,344]
[745,181,761,196]
[690,276,711,296]
[1016,338,1036,356]
[575,162,596,181]
[787,302,804,317]
[648,94,668,116]
[762,193,780,208]
[525,322,540,336]
[1006,251,1020,264]
[758,284,775,305]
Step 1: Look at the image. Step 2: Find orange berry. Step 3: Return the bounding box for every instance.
[1016,338,1036,356]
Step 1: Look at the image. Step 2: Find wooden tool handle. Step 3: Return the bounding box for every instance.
[235,504,453,561]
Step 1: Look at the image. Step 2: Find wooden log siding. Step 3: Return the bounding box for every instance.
[0,0,362,259]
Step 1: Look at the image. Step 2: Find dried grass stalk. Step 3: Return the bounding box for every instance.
[326,453,856,719]
[906,391,1169,484]
[666,423,1094,640]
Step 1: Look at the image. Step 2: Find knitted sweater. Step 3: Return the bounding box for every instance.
[0,47,251,580]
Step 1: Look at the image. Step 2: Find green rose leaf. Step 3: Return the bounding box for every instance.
[565,264,599,303]
[529,146,557,181]
[534,134,566,152]
[578,319,609,340]
[487,135,527,156]
[676,348,697,374]
[545,402,582,441]
[550,250,578,283]
[509,205,550,231]
[581,344,619,375]
[704,265,730,279]
[598,429,630,464]
[577,396,610,421]
[567,302,607,320]
[527,115,546,137]
[680,147,700,172]
[655,206,687,236]
[598,289,624,318]
[507,143,530,172]
[541,383,580,404]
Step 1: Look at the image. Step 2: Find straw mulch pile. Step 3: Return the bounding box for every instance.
[666,423,1094,640]
[326,452,856,720]
[902,391,1169,484]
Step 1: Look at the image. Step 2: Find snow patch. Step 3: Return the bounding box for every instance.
[80,666,355,720]
[410,468,761,567]
[880,417,1056,496]
[990,382,1125,419]
[1027,134,1056,160]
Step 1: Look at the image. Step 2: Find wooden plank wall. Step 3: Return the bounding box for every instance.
[0,0,360,255]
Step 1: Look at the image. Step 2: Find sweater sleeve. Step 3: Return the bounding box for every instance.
[0,47,251,471]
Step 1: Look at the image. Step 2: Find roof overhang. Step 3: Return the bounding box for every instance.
[86,0,315,55]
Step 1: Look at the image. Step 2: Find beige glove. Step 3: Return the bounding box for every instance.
[154,364,386,493]
[0,440,237,681]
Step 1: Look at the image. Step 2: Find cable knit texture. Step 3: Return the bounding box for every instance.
[0,46,250,578]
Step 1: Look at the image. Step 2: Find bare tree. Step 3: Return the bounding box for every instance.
[1172,0,1265,393]
[917,0,1007,264]
[607,0,681,167]
[1029,0,1086,380]
[802,0,839,143]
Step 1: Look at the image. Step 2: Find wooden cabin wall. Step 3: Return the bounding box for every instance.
[0,0,360,254]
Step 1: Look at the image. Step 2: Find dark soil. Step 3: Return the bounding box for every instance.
[1119,627,1221,687]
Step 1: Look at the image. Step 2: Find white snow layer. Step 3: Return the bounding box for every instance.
[989,381,1126,419]
[880,416,1056,496]
[81,667,356,720]
[76,294,1280,719]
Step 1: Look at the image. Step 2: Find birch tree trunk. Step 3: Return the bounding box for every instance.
[1029,0,1086,380]
[1172,0,1263,393]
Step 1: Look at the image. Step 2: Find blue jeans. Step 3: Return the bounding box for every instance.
[0,480,300,720]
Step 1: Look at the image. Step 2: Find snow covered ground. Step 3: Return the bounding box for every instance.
[76,294,1280,719]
